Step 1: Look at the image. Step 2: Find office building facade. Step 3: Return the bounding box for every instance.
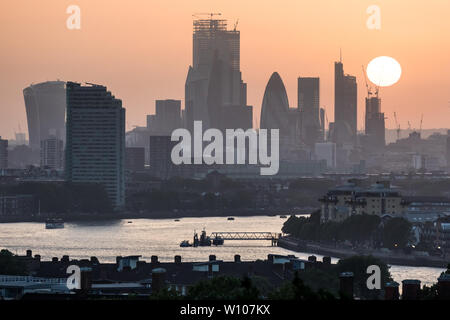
[365,96,385,151]
[65,82,125,209]
[314,142,336,168]
[298,77,321,147]
[333,61,357,146]
[149,136,177,179]
[447,130,450,170]
[125,147,145,172]
[0,137,8,169]
[40,136,64,170]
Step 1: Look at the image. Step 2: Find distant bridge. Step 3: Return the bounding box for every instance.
[210,232,281,246]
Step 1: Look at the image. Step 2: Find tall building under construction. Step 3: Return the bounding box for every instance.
[185,15,252,132]
[365,95,385,150]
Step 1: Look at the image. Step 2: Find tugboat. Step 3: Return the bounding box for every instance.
[179,240,191,247]
[193,229,211,247]
[45,218,64,229]
[279,215,287,219]
[227,217,235,221]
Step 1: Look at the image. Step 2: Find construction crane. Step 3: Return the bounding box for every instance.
[233,18,239,31]
[393,112,401,141]
[408,121,412,131]
[362,65,379,98]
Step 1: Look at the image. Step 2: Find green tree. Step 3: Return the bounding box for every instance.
[269,272,335,300]
[186,276,260,300]
[382,217,412,249]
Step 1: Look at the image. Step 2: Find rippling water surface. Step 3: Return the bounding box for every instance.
[0,216,444,286]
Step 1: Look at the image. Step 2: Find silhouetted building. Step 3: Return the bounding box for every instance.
[333,61,357,146]
[446,130,450,170]
[150,100,182,135]
[260,72,290,137]
[298,77,321,147]
[260,72,309,162]
[365,96,385,150]
[65,82,125,209]
[125,147,145,172]
[13,132,27,146]
[40,136,64,170]
[23,81,66,150]
[185,16,252,132]
[149,136,177,179]
[0,195,35,217]
[0,137,7,169]
[319,107,326,142]
[314,142,336,168]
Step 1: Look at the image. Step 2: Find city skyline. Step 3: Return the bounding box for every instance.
[1,1,450,139]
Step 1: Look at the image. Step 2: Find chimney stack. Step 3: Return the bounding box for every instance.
[339,272,354,299]
[152,268,167,293]
[385,282,400,300]
[437,273,450,300]
[401,280,421,300]
[80,267,92,292]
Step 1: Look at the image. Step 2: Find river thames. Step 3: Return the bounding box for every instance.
[0,216,444,287]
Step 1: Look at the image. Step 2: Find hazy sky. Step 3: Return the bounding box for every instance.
[1,0,449,139]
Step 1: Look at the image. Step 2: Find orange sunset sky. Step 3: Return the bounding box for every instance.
[1,0,449,139]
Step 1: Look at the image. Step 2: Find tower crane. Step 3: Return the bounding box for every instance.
[362,65,379,98]
[233,19,239,31]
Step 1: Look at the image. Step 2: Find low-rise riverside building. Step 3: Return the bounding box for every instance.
[319,180,408,222]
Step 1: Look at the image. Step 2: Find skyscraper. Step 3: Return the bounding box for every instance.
[364,96,385,150]
[151,100,182,135]
[333,61,357,146]
[125,147,145,172]
[185,16,252,132]
[261,72,303,162]
[65,82,125,209]
[446,130,450,170]
[149,136,177,179]
[40,136,64,170]
[298,77,320,147]
[23,81,66,150]
[0,137,8,169]
[260,72,290,136]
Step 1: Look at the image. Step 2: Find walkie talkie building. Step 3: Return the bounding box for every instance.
[23,81,66,150]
